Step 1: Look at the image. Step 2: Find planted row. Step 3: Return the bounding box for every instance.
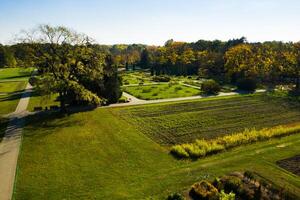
[170,124,300,159]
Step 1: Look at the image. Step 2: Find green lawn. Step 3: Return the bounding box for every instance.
[0,68,33,81]
[115,94,300,145]
[0,81,27,115]
[14,107,300,199]
[0,81,26,93]
[27,92,60,111]
[123,83,201,100]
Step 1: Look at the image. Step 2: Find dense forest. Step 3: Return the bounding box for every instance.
[1,36,300,93]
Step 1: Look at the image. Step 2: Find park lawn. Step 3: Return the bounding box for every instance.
[123,83,201,100]
[0,81,28,115]
[0,81,27,93]
[27,92,60,111]
[115,93,300,145]
[0,94,22,115]
[121,71,153,85]
[14,107,300,199]
[0,68,33,81]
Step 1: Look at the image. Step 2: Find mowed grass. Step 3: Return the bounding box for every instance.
[123,83,201,100]
[115,94,300,145]
[0,68,32,81]
[27,92,60,111]
[0,81,26,93]
[0,81,27,115]
[14,108,300,199]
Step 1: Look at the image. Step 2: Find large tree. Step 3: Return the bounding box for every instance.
[19,25,121,110]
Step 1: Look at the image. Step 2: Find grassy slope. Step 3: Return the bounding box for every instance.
[0,68,32,81]
[123,84,201,100]
[116,94,300,145]
[15,108,300,200]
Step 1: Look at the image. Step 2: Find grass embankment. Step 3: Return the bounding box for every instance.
[116,94,300,145]
[14,107,300,199]
[171,124,300,159]
[123,83,201,100]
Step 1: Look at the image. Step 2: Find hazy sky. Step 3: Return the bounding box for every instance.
[1,0,300,45]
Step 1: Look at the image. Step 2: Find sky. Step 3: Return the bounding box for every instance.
[0,0,300,45]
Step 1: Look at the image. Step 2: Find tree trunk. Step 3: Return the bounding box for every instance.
[59,92,66,112]
[296,76,300,92]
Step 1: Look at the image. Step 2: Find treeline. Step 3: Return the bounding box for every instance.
[139,39,300,92]
[1,36,300,93]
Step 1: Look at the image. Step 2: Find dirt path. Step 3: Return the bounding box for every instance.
[107,90,266,108]
[0,82,32,200]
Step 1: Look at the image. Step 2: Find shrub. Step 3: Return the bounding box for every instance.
[201,80,221,95]
[167,193,185,200]
[142,88,151,93]
[237,78,257,92]
[190,180,219,200]
[170,145,189,158]
[219,190,235,200]
[244,171,255,180]
[170,124,300,159]
[221,176,242,194]
[174,86,183,92]
[183,144,206,158]
[152,75,171,82]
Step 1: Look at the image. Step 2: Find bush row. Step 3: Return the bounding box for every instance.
[170,124,300,159]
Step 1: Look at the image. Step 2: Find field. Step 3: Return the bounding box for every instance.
[115,94,300,145]
[123,83,201,100]
[14,106,300,199]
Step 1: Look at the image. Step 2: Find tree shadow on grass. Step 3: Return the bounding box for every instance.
[0,93,22,102]
[22,111,85,139]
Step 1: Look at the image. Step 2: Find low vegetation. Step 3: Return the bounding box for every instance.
[14,108,300,199]
[171,124,300,159]
[123,83,201,100]
[201,79,221,95]
[121,71,153,85]
[116,94,300,145]
[183,171,296,200]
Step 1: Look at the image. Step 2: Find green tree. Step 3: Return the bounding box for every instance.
[19,25,121,110]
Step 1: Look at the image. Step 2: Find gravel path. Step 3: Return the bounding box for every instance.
[107,90,266,108]
[0,82,32,200]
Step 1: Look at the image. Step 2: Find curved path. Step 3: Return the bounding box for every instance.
[0,82,32,200]
[107,89,266,108]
